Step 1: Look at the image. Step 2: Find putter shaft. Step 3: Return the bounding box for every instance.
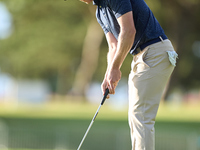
[77,105,101,150]
[77,88,109,150]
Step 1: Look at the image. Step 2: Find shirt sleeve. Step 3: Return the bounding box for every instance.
[97,17,109,35]
[108,0,133,18]
[96,9,110,35]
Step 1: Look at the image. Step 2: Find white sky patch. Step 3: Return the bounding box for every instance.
[0,2,13,39]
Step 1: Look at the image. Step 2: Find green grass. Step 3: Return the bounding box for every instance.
[157,102,200,122]
[0,102,200,150]
[7,149,54,150]
[0,101,200,122]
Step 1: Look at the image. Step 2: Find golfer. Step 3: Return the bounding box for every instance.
[80,0,178,149]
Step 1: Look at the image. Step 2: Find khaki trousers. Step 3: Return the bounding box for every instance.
[128,40,177,150]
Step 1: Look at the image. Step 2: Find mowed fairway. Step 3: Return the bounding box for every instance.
[0,102,200,150]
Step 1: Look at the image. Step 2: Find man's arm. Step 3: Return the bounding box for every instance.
[101,32,118,97]
[106,32,118,73]
[101,11,136,95]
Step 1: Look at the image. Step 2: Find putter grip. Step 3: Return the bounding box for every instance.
[101,88,109,105]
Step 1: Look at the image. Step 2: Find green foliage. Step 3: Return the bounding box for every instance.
[1,0,89,76]
[0,0,89,89]
[0,0,95,93]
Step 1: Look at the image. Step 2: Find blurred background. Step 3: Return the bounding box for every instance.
[0,0,199,150]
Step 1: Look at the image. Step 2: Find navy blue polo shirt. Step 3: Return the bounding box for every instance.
[93,0,166,55]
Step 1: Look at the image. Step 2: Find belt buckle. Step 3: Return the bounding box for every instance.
[159,36,164,43]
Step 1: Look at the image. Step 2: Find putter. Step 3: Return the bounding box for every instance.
[77,88,109,150]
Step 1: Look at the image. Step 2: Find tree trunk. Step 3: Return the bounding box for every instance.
[70,19,104,96]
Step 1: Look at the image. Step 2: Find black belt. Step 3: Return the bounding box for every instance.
[133,35,168,55]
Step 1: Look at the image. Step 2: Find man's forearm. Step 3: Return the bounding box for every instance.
[110,29,135,70]
[104,29,135,95]
[105,47,116,76]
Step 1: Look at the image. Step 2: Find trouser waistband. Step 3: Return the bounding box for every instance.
[133,35,168,55]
